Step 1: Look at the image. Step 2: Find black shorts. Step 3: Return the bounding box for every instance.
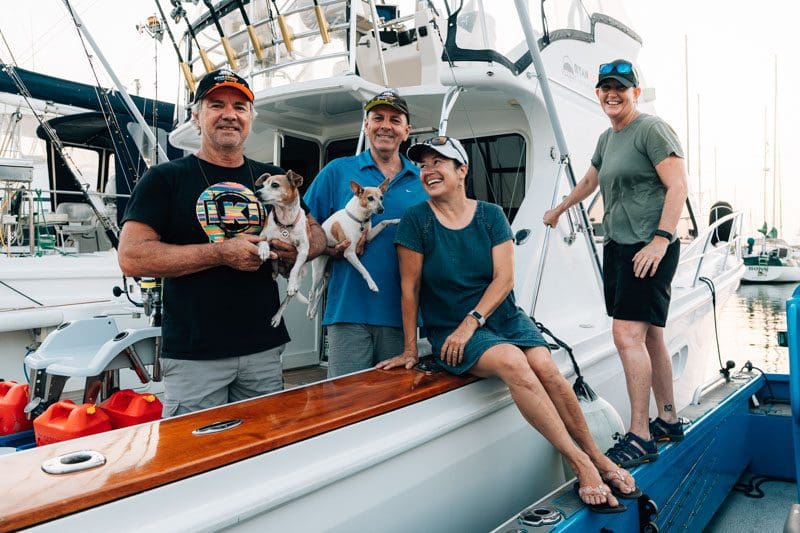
[602,239,680,327]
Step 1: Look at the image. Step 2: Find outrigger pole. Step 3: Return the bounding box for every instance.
[170,0,215,73]
[512,0,603,310]
[202,0,239,69]
[154,0,197,92]
[61,0,169,164]
[232,0,266,61]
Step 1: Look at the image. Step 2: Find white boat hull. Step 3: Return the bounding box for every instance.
[743,264,800,283]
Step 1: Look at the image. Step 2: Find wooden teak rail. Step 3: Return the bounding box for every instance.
[0,367,476,531]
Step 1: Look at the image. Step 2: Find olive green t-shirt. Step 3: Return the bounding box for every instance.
[591,113,684,244]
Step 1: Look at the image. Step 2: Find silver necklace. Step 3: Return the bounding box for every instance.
[196,155,256,190]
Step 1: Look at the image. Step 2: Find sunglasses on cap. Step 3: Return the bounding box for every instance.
[599,61,633,76]
[426,136,468,163]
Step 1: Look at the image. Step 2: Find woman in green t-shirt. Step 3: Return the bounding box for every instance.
[543,59,690,468]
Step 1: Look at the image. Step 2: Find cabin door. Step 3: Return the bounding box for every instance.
[277,135,323,369]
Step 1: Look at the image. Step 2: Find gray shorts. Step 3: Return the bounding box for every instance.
[160,344,285,417]
[326,323,404,378]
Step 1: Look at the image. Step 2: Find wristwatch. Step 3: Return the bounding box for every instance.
[654,229,673,242]
[468,309,486,327]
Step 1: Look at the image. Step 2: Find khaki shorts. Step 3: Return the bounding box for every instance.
[160,344,285,417]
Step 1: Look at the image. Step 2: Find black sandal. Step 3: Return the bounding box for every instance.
[650,417,685,442]
[605,432,658,468]
[572,482,627,514]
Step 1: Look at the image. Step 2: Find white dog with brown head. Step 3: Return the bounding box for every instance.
[306,178,399,319]
[255,170,309,327]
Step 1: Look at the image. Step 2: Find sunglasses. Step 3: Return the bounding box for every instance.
[426,135,467,163]
[598,61,633,76]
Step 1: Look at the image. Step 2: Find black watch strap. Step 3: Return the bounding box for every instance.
[654,229,673,242]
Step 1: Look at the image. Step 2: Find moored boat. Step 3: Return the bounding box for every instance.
[0,1,746,530]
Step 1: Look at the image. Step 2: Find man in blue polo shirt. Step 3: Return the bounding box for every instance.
[304,90,427,377]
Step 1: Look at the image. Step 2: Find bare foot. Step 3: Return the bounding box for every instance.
[594,455,636,495]
[574,460,620,508]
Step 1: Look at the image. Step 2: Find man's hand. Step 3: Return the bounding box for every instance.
[632,238,669,278]
[219,235,269,271]
[270,239,299,270]
[327,239,351,258]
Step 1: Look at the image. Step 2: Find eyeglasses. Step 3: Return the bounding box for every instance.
[598,61,633,76]
[426,135,467,163]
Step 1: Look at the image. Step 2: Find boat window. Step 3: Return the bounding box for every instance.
[61,146,100,193]
[125,123,170,168]
[461,134,526,223]
[324,138,359,166]
[279,135,321,195]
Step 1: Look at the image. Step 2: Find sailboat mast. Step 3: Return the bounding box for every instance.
[772,55,778,235]
[762,108,768,229]
[684,35,691,177]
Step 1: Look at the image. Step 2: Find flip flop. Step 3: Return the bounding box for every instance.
[601,468,643,499]
[572,482,627,514]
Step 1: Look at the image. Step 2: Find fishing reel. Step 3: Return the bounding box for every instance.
[137,15,165,42]
[140,277,163,325]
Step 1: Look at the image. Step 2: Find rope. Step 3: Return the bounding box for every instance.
[533,318,597,401]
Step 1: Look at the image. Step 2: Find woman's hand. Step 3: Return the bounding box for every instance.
[441,318,478,366]
[632,238,669,278]
[376,349,419,370]
[542,208,562,228]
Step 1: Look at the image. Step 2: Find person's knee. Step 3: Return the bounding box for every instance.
[528,349,561,384]
[612,324,646,352]
[495,351,538,388]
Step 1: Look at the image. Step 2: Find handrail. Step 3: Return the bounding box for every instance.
[675,211,743,287]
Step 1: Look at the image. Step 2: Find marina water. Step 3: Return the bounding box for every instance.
[717,283,794,374]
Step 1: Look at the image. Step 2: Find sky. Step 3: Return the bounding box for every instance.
[1,0,798,239]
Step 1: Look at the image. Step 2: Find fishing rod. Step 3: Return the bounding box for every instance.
[312,0,330,44]
[154,0,197,92]
[271,0,294,53]
[170,0,214,73]
[231,0,264,61]
[202,0,239,69]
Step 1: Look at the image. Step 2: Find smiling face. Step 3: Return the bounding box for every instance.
[417,149,468,199]
[193,86,253,154]
[364,105,411,159]
[596,80,642,125]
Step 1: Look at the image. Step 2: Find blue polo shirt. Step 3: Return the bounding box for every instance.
[304,150,426,327]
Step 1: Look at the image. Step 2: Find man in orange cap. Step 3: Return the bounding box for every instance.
[119,69,325,416]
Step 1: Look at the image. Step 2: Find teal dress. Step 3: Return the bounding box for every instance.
[394,201,548,374]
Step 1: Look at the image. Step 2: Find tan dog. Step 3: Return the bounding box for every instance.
[306,178,399,319]
[255,170,309,327]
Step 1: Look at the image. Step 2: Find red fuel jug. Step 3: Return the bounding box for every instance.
[0,381,33,435]
[33,400,112,446]
[99,389,162,429]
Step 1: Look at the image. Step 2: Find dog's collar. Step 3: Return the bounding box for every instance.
[273,208,302,230]
[345,208,369,231]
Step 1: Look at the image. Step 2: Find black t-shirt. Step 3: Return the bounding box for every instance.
[123,154,290,360]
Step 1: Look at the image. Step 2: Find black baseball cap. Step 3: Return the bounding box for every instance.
[364,90,409,119]
[595,59,639,88]
[193,68,254,103]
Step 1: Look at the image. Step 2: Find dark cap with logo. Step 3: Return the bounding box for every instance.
[193,68,254,104]
[595,59,639,88]
[364,90,410,119]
